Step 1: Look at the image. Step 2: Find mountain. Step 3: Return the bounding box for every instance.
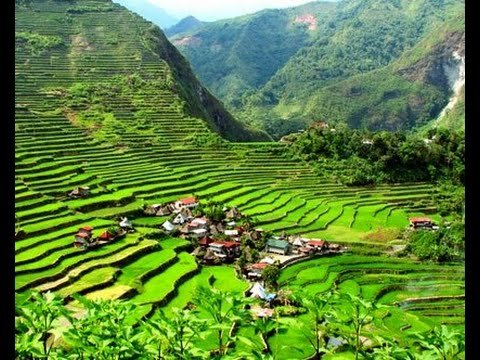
[165,16,206,38]
[169,1,338,111]
[169,0,465,138]
[298,14,465,131]
[15,0,269,142]
[113,0,179,28]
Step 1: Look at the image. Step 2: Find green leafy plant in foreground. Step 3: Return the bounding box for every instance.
[142,307,208,360]
[15,291,68,360]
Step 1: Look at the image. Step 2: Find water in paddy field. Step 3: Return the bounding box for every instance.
[437,49,465,121]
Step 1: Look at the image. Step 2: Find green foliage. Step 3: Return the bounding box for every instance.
[291,290,334,359]
[329,292,384,360]
[15,291,69,359]
[193,285,251,356]
[262,265,280,290]
[194,199,226,222]
[413,325,465,360]
[142,307,208,359]
[286,125,464,187]
[406,222,464,262]
[16,31,63,56]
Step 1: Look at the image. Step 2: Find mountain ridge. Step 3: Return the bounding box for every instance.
[169,0,465,138]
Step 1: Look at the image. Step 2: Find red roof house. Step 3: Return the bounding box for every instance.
[409,217,434,228]
[307,240,328,248]
[198,236,213,246]
[251,262,269,270]
[180,197,197,205]
[98,231,114,241]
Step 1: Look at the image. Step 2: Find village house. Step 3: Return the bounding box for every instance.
[74,232,91,248]
[174,196,198,212]
[249,282,276,301]
[247,262,269,280]
[162,220,175,232]
[208,241,241,260]
[143,204,161,216]
[190,228,208,238]
[290,236,305,250]
[98,230,114,242]
[224,229,239,237]
[265,238,291,255]
[68,186,90,198]
[198,236,214,247]
[157,204,174,216]
[225,207,241,220]
[307,240,329,252]
[409,217,435,229]
[189,217,209,229]
[77,225,94,237]
[119,217,134,232]
[173,213,189,225]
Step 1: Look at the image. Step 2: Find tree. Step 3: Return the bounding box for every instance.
[15,291,70,360]
[262,265,280,290]
[142,307,208,359]
[292,291,333,360]
[193,286,250,357]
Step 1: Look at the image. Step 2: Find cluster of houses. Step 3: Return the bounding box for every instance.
[73,217,134,250]
[143,196,199,217]
[408,217,439,230]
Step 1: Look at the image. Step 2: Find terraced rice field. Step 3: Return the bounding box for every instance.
[15,1,464,358]
[272,255,464,359]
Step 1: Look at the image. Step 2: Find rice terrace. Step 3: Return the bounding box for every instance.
[15,0,465,359]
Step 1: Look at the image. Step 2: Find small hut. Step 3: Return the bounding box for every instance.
[68,186,90,199]
[119,217,134,232]
[225,207,241,220]
[249,282,276,301]
[162,220,175,232]
[173,213,188,225]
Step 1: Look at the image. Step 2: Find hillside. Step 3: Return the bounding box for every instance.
[16,0,268,142]
[165,16,206,38]
[169,1,338,110]
[170,0,465,138]
[299,17,465,131]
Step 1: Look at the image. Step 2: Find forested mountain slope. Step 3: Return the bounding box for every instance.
[165,16,206,38]
[169,1,337,111]
[170,0,465,138]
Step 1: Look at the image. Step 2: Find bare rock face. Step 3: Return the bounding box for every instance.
[397,31,464,90]
[292,14,317,30]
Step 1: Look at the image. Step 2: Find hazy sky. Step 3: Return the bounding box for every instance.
[146,0,321,21]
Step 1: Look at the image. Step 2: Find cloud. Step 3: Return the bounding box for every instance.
[146,0,316,21]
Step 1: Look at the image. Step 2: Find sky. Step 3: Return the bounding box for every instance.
[145,0,322,21]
